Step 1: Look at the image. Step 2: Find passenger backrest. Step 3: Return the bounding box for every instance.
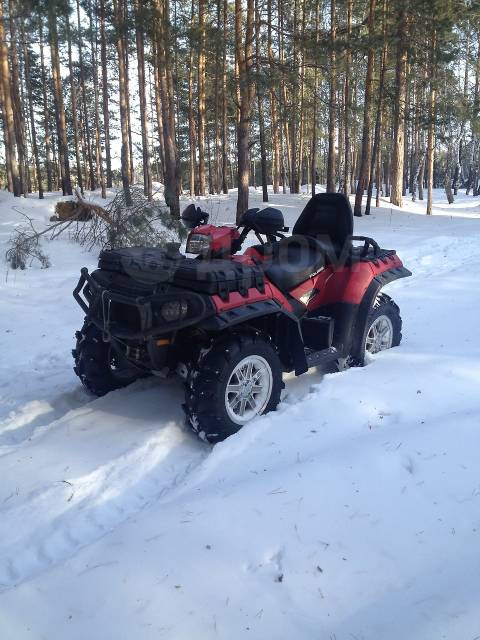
[292,193,353,249]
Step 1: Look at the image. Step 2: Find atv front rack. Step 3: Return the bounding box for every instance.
[73,267,213,340]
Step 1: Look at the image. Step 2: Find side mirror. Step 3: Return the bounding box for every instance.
[181,204,210,229]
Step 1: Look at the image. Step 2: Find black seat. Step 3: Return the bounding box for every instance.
[263,235,327,291]
[292,192,353,258]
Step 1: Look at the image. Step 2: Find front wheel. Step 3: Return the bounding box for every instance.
[184,331,284,443]
[73,320,144,396]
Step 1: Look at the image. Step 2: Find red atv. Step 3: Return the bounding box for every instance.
[73,193,411,442]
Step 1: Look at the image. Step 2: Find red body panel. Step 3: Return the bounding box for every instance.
[212,282,294,313]
[212,251,404,314]
[187,225,239,254]
[190,222,405,315]
[290,253,404,309]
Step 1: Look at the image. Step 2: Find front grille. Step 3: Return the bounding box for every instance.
[110,301,142,332]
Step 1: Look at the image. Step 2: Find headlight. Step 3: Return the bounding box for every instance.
[160,300,188,322]
[187,233,211,255]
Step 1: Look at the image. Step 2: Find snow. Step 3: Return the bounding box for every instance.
[1,187,480,639]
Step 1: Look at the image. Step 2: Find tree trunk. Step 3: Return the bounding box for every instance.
[289,0,299,193]
[0,80,13,192]
[444,142,454,204]
[267,0,279,194]
[134,0,152,200]
[77,0,95,190]
[213,0,222,194]
[123,0,134,184]
[311,79,318,196]
[426,28,437,215]
[255,1,268,202]
[100,0,113,188]
[343,0,352,197]
[326,0,337,192]
[0,0,21,196]
[354,0,376,216]
[221,0,228,194]
[198,0,207,195]
[90,2,106,198]
[66,14,83,194]
[38,19,53,192]
[154,0,180,216]
[295,1,306,193]
[152,35,166,181]
[390,8,408,207]
[417,140,425,200]
[235,0,255,221]
[279,0,288,193]
[113,0,132,204]
[21,20,43,198]
[258,94,268,202]
[452,130,463,196]
[311,0,320,196]
[188,0,198,196]
[350,75,358,193]
[365,0,387,215]
[8,0,27,195]
[205,123,212,192]
[411,150,425,202]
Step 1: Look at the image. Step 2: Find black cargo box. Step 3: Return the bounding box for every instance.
[98,247,265,300]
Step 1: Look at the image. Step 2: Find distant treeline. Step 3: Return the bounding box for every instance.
[0,0,476,217]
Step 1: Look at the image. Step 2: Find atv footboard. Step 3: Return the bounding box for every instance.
[73,267,215,340]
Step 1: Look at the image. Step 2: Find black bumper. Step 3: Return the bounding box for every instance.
[73,267,215,340]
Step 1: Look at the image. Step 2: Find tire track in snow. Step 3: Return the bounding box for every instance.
[0,385,90,454]
[0,380,208,589]
[0,352,93,451]
[0,367,324,589]
[1,375,171,455]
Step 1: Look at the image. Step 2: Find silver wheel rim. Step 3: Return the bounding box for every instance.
[365,315,394,354]
[225,355,273,425]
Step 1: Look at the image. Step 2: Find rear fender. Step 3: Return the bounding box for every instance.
[310,264,411,356]
[305,253,409,310]
[348,265,411,355]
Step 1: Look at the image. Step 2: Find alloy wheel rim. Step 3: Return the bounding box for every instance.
[365,315,394,354]
[225,355,273,425]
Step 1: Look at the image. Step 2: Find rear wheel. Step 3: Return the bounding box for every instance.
[365,314,394,354]
[184,330,283,443]
[73,320,144,396]
[350,293,402,366]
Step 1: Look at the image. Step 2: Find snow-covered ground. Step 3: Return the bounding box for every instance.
[1,187,480,639]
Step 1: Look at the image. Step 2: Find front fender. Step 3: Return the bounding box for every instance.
[198,300,308,375]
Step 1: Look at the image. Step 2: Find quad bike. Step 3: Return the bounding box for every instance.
[72,193,411,443]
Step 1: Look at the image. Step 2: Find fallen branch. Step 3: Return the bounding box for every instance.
[5,187,186,270]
